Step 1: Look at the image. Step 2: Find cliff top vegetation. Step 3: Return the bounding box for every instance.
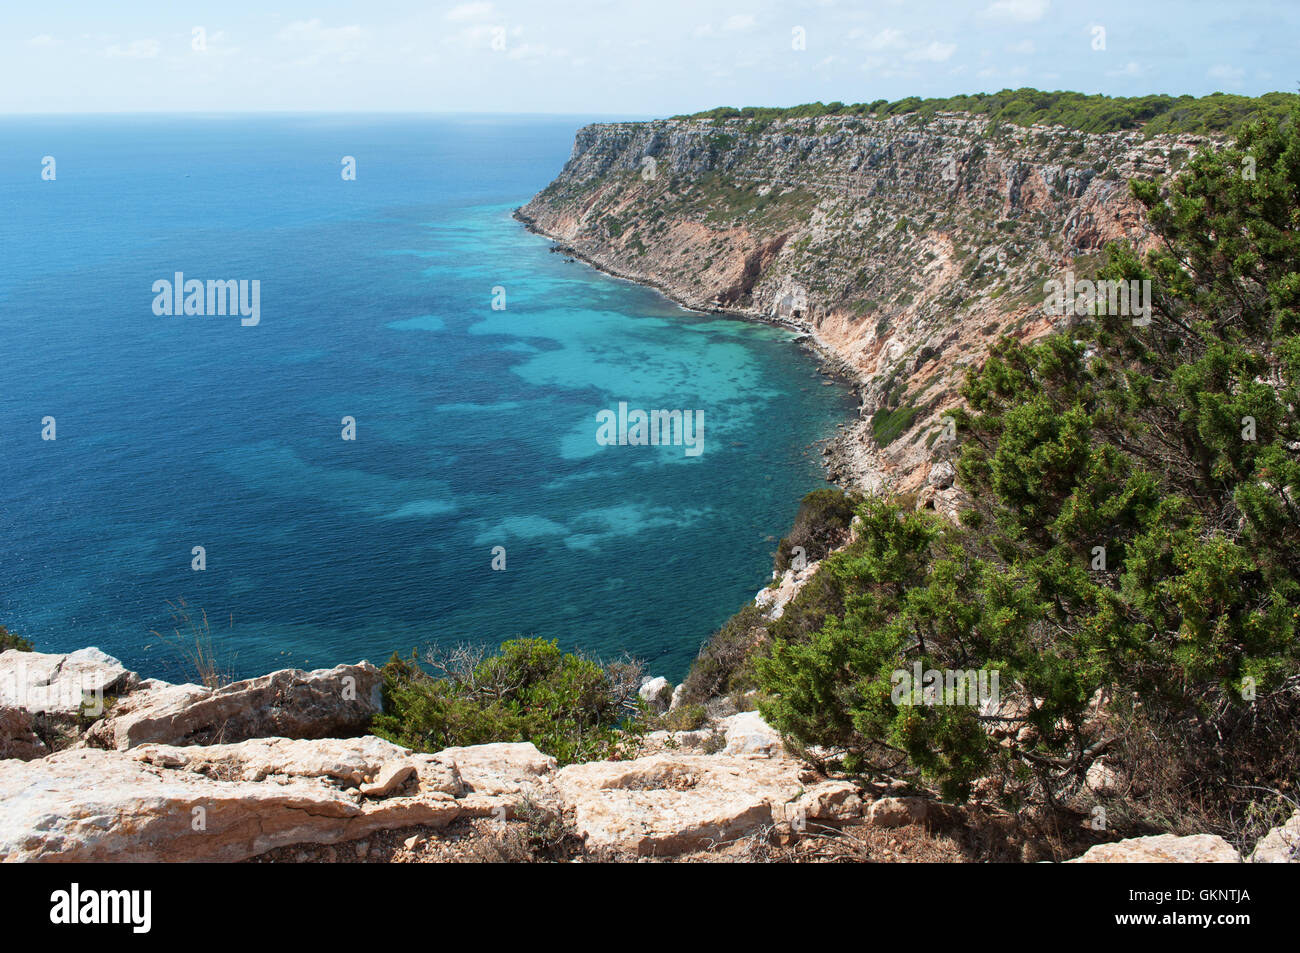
[679,88,1299,136]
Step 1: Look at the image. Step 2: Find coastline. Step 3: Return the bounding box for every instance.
[512,208,882,494]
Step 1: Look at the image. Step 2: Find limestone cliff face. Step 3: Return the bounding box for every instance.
[518,113,1215,499]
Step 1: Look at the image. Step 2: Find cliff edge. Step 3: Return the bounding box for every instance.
[517,112,1215,499]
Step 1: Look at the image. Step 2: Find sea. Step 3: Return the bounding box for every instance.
[0,114,855,684]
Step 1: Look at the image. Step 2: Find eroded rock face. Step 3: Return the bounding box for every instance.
[755,561,821,621]
[0,736,484,862]
[518,114,1208,494]
[84,663,383,750]
[1069,834,1242,864]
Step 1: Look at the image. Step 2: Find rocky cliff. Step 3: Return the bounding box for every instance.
[517,112,1217,502]
[4,645,1293,863]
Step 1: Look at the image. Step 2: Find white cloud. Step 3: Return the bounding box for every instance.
[27,34,57,48]
[1007,39,1036,54]
[508,42,569,62]
[906,41,957,62]
[695,15,757,39]
[1106,60,1144,77]
[1207,63,1246,83]
[277,19,363,66]
[982,0,1050,22]
[104,39,160,59]
[446,3,495,22]
[858,28,905,52]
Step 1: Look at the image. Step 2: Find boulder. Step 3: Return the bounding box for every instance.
[554,753,804,856]
[669,683,685,711]
[1085,760,1124,797]
[798,780,864,822]
[1250,810,1300,863]
[0,736,465,862]
[638,676,671,712]
[84,662,383,750]
[1069,833,1242,863]
[926,460,956,489]
[720,710,785,759]
[0,647,138,719]
[867,796,930,828]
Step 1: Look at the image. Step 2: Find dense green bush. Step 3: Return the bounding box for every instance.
[681,90,1299,137]
[661,703,708,732]
[758,107,1300,827]
[371,638,645,765]
[0,625,33,652]
[773,488,862,573]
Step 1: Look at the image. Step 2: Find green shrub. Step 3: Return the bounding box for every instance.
[0,625,33,652]
[758,107,1300,825]
[661,703,708,732]
[700,729,727,754]
[774,488,861,573]
[372,638,645,765]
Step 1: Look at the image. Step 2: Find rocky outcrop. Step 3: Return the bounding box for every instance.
[0,647,142,760]
[720,710,785,759]
[554,754,791,855]
[519,113,1216,493]
[754,559,822,621]
[3,692,872,862]
[1069,834,1242,863]
[552,751,858,856]
[425,742,557,807]
[0,737,465,862]
[638,676,671,713]
[84,662,383,750]
[2,645,1256,864]
[0,647,138,718]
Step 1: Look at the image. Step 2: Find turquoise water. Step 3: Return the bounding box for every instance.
[0,115,854,683]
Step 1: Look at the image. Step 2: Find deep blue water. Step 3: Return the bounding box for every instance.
[0,115,854,684]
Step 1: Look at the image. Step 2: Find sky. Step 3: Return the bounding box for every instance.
[3,0,1295,115]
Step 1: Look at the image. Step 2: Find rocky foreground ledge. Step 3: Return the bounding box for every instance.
[2,647,1295,863]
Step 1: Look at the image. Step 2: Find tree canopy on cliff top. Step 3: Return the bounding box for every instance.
[682,88,1300,136]
[754,105,1300,839]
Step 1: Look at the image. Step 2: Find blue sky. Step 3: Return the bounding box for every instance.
[4,0,1295,115]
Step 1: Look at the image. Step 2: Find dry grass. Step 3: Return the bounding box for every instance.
[149,598,235,688]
